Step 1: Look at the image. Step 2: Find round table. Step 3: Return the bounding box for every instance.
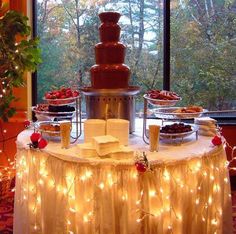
[14,129,232,234]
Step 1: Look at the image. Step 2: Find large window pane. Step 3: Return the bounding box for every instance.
[171,0,236,111]
[36,0,163,113]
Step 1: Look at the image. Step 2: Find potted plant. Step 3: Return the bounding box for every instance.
[0,1,41,121]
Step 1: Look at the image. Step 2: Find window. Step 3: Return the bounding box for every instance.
[170,0,236,111]
[35,0,236,113]
[36,0,164,113]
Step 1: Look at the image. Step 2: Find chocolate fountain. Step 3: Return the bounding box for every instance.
[82,12,140,132]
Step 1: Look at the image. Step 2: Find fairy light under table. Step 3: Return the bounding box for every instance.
[13,129,232,234]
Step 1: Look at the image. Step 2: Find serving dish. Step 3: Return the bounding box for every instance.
[160,123,199,140]
[35,121,61,138]
[154,107,207,119]
[143,94,181,107]
[32,107,76,122]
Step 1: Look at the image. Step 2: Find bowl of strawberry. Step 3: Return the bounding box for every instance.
[44,87,80,105]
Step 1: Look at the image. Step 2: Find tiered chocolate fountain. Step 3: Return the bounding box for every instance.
[82,12,140,132]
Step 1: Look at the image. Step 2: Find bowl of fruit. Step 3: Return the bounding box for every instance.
[44,87,80,106]
[144,90,181,107]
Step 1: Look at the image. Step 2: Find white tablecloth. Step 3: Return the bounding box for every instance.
[14,129,232,234]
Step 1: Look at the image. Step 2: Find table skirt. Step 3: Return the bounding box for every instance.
[14,145,232,234]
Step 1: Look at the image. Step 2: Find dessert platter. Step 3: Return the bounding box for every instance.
[32,87,82,141]
[35,121,61,138]
[143,89,202,144]
[160,123,199,140]
[32,104,76,121]
[154,106,207,119]
[144,89,181,107]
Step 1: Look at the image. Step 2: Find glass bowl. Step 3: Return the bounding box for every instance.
[160,123,199,139]
[43,96,79,106]
[143,94,181,107]
[154,107,207,119]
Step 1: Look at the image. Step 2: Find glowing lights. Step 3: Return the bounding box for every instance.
[99,182,104,190]
[12,145,232,233]
[211,218,218,226]
[208,196,213,205]
[149,190,156,197]
[163,169,170,181]
[69,207,77,213]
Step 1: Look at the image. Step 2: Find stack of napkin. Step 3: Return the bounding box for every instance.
[194,117,217,137]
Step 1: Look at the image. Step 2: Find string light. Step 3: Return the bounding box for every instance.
[10,143,233,233]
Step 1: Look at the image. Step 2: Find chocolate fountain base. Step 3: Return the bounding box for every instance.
[81,86,140,133]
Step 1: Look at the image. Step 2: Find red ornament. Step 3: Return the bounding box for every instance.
[212,135,222,146]
[30,132,41,143]
[135,162,147,173]
[24,120,31,128]
[38,138,48,149]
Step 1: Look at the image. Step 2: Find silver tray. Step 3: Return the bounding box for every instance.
[160,124,199,139]
[154,107,207,119]
[32,107,76,118]
[143,94,181,107]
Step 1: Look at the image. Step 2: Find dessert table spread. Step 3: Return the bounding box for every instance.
[14,128,232,234]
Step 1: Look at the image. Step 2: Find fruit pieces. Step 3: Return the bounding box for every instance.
[147,90,180,100]
[174,106,203,113]
[44,87,79,100]
[160,123,192,134]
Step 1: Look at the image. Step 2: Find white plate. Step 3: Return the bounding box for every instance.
[154,107,207,119]
[160,123,199,139]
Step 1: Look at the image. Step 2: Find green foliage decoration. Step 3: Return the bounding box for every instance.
[0,4,41,121]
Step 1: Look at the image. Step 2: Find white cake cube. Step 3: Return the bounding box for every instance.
[84,119,106,143]
[106,119,129,145]
[109,146,134,160]
[77,143,98,158]
[92,135,120,156]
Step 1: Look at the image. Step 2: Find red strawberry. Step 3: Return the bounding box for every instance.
[66,90,72,98]
[212,135,222,146]
[135,162,147,173]
[38,138,48,149]
[45,93,52,99]
[72,90,79,97]
[30,132,41,143]
[55,91,61,99]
